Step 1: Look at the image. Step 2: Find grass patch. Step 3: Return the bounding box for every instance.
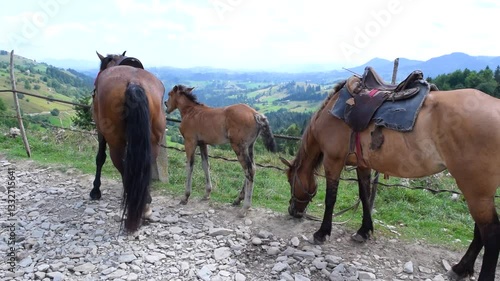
[0,124,497,251]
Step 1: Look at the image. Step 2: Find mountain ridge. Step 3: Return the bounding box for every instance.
[49,52,500,84]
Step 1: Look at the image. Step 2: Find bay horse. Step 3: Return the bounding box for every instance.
[90,51,166,232]
[165,85,277,217]
[281,80,500,280]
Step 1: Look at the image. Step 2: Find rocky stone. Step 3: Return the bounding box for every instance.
[214,247,231,260]
[404,261,414,274]
[72,263,95,273]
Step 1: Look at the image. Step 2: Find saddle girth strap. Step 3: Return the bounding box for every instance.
[349,131,368,168]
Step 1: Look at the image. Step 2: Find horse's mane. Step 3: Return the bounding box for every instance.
[290,80,347,175]
[317,80,346,113]
[176,84,203,105]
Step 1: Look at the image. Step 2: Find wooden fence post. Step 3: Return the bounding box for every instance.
[151,129,169,183]
[391,58,399,84]
[9,50,31,157]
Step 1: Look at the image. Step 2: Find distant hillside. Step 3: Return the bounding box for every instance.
[348,52,500,82]
[53,52,500,85]
[0,51,93,114]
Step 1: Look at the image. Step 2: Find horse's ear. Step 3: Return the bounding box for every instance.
[280,156,292,168]
[187,87,195,92]
[96,51,105,61]
[173,85,178,92]
[122,51,127,56]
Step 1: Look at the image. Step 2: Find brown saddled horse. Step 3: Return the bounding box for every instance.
[90,51,166,232]
[281,80,500,280]
[165,85,277,217]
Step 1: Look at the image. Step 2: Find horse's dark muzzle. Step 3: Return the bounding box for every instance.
[288,204,304,218]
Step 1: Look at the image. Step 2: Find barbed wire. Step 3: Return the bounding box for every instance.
[166,144,500,199]
[1,89,499,199]
[1,89,302,141]
[0,89,91,108]
[0,114,97,135]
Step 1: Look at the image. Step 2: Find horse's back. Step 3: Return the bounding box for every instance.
[93,66,166,146]
[363,88,500,184]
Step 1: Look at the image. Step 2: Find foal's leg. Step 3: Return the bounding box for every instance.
[199,144,213,200]
[90,133,107,200]
[232,143,254,207]
[351,167,374,242]
[180,140,196,205]
[231,143,255,217]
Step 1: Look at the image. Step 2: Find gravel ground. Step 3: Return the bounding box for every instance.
[0,156,498,281]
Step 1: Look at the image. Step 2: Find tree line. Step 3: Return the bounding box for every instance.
[427,66,500,98]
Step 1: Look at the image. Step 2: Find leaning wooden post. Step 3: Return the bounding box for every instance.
[391,58,399,84]
[9,50,31,157]
[151,128,169,183]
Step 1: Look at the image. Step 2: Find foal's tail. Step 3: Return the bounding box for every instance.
[123,83,151,232]
[255,113,277,153]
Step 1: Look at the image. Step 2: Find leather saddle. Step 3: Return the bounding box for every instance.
[344,67,428,132]
[116,56,144,69]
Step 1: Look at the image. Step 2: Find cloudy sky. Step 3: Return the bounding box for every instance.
[1,0,498,71]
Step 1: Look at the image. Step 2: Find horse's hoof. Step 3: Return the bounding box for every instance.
[351,233,367,243]
[237,208,249,218]
[89,191,101,200]
[232,200,241,206]
[179,199,188,205]
[143,204,152,219]
[313,232,327,244]
[446,269,464,281]
[201,196,210,201]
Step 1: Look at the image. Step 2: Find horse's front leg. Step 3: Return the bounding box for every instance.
[351,167,374,242]
[313,177,340,244]
[313,158,344,244]
[199,143,212,200]
[90,133,106,200]
[180,141,196,205]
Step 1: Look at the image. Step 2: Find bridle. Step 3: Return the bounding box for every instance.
[290,164,317,207]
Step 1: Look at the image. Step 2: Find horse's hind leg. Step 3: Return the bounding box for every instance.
[199,144,213,200]
[232,180,247,207]
[180,140,196,205]
[477,218,500,280]
[90,133,107,200]
[231,143,255,217]
[232,143,254,207]
[351,167,374,243]
[449,224,483,280]
[449,187,499,280]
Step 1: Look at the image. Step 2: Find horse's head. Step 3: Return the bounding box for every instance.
[165,85,195,114]
[96,51,126,71]
[280,156,318,218]
[96,51,144,71]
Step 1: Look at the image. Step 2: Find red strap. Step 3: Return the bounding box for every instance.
[355,132,367,167]
[368,89,379,97]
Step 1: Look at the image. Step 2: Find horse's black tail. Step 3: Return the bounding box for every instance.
[255,113,277,153]
[122,83,151,232]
